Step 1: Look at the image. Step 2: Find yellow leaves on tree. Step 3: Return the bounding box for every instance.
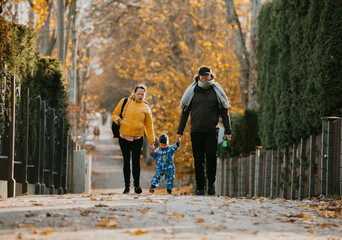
[32,0,50,30]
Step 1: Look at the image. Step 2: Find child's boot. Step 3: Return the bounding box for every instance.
[149,185,156,193]
[167,189,172,195]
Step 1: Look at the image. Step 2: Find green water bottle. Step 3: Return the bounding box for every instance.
[222,137,228,148]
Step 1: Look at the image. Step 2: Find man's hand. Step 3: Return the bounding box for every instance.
[176,134,183,143]
[223,134,232,141]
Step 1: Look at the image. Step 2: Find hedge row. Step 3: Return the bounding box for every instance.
[257,0,342,149]
[0,17,69,161]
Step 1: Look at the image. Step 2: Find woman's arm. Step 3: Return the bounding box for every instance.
[112,98,126,125]
[144,105,155,144]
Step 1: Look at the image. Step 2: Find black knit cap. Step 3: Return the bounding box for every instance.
[198,66,212,75]
[159,134,169,145]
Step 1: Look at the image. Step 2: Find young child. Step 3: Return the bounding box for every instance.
[149,134,180,195]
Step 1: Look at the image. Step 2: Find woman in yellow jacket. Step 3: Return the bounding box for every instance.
[112,84,155,194]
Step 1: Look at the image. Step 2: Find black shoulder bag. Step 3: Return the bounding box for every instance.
[111,97,128,138]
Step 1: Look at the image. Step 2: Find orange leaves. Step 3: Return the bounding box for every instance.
[195,218,205,223]
[32,229,53,235]
[130,229,147,235]
[96,218,119,228]
[173,212,184,220]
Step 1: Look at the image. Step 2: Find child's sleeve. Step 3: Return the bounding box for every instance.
[169,142,180,154]
[150,148,160,159]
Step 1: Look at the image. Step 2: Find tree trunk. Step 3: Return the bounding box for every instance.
[224,0,250,110]
[248,0,260,109]
[70,6,78,104]
[64,0,77,63]
[56,0,65,63]
[39,1,53,56]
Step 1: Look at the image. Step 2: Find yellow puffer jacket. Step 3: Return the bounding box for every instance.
[112,96,155,144]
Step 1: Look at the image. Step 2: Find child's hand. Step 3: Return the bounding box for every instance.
[149,145,155,154]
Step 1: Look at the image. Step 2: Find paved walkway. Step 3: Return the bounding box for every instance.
[91,117,163,194]
[0,116,342,239]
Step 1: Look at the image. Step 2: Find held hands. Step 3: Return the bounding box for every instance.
[176,134,183,143]
[149,144,155,154]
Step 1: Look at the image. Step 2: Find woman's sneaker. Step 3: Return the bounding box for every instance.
[134,186,142,194]
[123,187,130,194]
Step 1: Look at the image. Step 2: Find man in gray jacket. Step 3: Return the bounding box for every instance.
[177,66,232,196]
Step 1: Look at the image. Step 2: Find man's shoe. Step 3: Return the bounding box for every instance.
[123,187,130,194]
[134,186,142,194]
[208,184,215,196]
[195,188,204,195]
[167,189,172,195]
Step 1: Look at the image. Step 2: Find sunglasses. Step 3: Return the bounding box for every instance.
[135,84,146,92]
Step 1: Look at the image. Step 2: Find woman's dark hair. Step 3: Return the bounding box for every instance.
[134,84,147,92]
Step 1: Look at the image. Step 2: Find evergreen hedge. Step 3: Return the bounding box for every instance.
[257,0,342,149]
[0,17,69,161]
[218,109,261,158]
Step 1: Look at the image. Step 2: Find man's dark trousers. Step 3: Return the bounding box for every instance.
[191,130,218,190]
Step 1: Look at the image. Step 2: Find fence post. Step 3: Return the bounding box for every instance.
[321,116,339,196]
[309,134,316,198]
[340,109,342,195]
[299,139,306,199]
[270,149,277,198]
[224,157,229,196]
[8,75,16,197]
[57,116,64,194]
[282,148,289,199]
[34,97,42,194]
[291,143,298,200]
[275,150,281,198]
[249,152,255,197]
[47,108,56,194]
[228,157,233,196]
[254,147,262,197]
[264,149,272,197]
[39,101,46,194]
[21,87,29,193]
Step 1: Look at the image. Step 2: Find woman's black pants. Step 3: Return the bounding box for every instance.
[191,131,218,190]
[119,137,144,188]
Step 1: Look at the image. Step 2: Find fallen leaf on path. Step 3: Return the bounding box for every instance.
[32,203,43,206]
[250,231,258,235]
[223,202,233,205]
[95,203,109,207]
[25,212,38,217]
[196,218,205,223]
[130,229,147,235]
[139,207,150,214]
[96,219,119,228]
[32,229,53,235]
[173,212,184,220]
[204,225,227,230]
[133,197,139,199]
[308,230,315,234]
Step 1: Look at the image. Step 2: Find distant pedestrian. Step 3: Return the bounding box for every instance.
[101,111,108,125]
[176,66,232,196]
[149,134,181,195]
[93,126,100,140]
[112,84,155,194]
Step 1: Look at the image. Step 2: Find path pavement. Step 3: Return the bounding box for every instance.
[90,118,163,194]
[0,117,342,239]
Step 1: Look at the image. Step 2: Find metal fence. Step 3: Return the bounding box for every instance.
[217,114,342,199]
[0,75,75,197]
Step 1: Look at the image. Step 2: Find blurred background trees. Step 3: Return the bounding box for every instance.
[1,0,261,181]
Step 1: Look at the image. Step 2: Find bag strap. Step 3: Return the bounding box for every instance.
[119,97,128,119]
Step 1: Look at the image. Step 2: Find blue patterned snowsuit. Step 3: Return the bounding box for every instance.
[150,143,180,190]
